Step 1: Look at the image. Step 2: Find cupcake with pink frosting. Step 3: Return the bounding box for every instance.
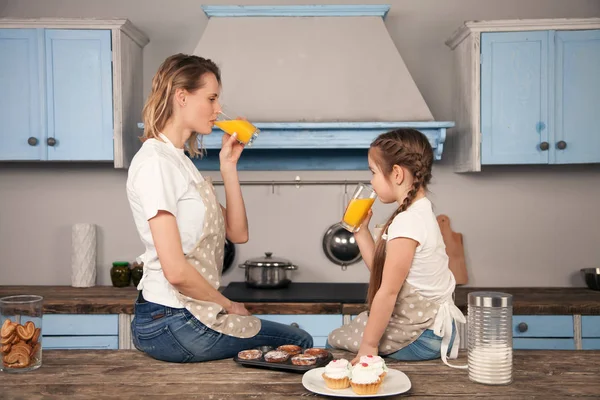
[350,362,382,395]
[359,355,388,379]
[321,358,351,389]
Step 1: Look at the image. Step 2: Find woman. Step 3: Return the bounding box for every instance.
[126,54,313,362]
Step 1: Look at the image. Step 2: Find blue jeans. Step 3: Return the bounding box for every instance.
[131,295,313,363]
[326,326,456,361]
[386,326,456,361]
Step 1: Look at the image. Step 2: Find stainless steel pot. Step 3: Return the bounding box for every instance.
[238,252,298,289]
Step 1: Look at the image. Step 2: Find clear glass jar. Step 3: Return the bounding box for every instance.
[0,295,43,373]
[467,291,513,385]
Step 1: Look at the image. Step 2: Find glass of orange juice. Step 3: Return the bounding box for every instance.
[213,110,260,147]
[341,183,377,233]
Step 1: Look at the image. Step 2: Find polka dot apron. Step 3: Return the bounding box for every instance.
[328,281,440,355]
[161,134,261,339]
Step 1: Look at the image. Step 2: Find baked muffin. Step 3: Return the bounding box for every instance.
[303,348,330,359]
[276,344,302,356]
[237,349,263,360]
[291,354,317,366]
[321,358,351,389]
[350,362,382,395]
[264,350,290,363]
[359,354,388,379]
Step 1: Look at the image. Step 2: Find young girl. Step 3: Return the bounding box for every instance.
[328,129,465,368]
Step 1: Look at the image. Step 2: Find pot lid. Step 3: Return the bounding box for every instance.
[243,252,292,267]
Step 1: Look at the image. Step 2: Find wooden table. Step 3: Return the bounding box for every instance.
[0,350,598,399]
[1,285,599,315]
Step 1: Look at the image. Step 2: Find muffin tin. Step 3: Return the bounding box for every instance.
[233,346,333,373]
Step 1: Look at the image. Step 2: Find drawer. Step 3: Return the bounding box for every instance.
[43,336,119,350]
[259,315,343,337]
[581,316,600,338]
[513,338,575,350]
[512,316,573,338]
[42,314,119,336]
[582,339,600,350]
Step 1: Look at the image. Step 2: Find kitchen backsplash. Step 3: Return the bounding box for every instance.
[1,164,599,287]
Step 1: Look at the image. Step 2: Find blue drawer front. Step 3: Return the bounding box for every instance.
[581,316,600,338]
[513,338,575,350]
[582,339,600,350]
[513,316,573,338]
[259,315,342,337]
[42,314,119,335]
[43,335,119,350]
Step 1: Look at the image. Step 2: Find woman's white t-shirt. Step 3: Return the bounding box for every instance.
[384,197,456,324]
[126,136,206,308]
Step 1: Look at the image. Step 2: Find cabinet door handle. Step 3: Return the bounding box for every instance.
[517,322,528,333]
[47,137,57,146]
[539,142,549,151]
[556,141,567,150]
[27,137,39,146]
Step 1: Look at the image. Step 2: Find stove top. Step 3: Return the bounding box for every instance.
[221,282,368,303]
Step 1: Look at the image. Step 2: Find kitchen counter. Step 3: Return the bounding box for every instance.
[0,349,598,399]
[0,285,599,315]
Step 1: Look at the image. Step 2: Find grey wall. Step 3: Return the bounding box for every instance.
[1,0,600,288]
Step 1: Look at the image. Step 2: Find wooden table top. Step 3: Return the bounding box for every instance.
[0,349,598,399]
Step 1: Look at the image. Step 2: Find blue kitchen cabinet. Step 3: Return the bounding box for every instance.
[44,30,114,161]
[352,314,577,350]
[41,314,119,350]
[512,315,575,350]
[480,31,550,165]
[554,30,600,164]
[0,28,113,161]
[259,314,343,348]
[582,316,600,350]
[0,29,43,160]
[479,29,600,166]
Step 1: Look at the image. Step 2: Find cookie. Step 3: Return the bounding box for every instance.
[303,348,330,359]
[237,349,263,360]
[264,350,289,363]
[276,344,302,356]
[291,354,317,366]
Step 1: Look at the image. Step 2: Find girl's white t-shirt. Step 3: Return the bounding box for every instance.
[384,197,456,322]
[126,136,206,308]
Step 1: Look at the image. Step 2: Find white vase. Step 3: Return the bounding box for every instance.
[71,223,97,287]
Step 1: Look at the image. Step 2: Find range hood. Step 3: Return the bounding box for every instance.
[190,5,453,170]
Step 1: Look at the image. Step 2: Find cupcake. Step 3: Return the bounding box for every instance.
[359,354,388,379]
[350,362,382,395]
[321,358,351,389]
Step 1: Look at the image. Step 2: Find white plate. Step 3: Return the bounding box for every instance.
[302,367,411,398]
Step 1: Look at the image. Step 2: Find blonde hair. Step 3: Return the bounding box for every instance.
[366,129,434,306]
[141,53,221,157]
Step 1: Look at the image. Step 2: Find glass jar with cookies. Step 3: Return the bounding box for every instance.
[0,295,43,372]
